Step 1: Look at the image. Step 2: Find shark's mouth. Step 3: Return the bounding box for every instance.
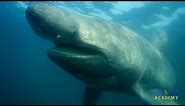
[47,42,101,58]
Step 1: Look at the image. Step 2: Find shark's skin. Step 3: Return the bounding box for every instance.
[26,4,177,105]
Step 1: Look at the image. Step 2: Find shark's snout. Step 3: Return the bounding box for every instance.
[26,5,45,35]
[26,5,43,24]
[26,4,61,41]
[26,4,48,18]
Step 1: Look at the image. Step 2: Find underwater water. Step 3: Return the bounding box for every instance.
[0,1,185,105]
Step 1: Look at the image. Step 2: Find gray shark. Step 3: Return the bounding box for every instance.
[25,4,177,105]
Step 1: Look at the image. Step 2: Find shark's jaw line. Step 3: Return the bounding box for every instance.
[48,42,102,58]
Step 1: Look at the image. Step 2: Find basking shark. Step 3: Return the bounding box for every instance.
[25,4,177,105]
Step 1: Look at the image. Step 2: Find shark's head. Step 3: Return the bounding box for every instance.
[26,4,123,78]
[26,4,152,90]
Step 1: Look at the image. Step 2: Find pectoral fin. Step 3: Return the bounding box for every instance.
[83,86,102,105]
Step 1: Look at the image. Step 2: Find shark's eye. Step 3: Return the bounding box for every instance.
[56,34,61,38]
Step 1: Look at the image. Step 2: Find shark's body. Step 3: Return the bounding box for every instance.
[26,4,177,105]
